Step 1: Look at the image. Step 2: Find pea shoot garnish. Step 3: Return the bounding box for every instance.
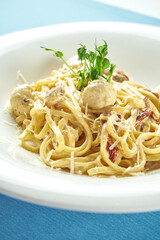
[41,41,116,91]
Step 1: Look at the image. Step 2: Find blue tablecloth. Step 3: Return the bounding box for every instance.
[1,1,160,239]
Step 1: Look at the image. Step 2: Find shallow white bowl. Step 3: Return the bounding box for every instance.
[0,22,160,213]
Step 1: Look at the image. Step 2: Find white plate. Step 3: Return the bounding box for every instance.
[0,22,160,213]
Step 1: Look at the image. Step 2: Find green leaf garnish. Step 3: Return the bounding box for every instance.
[77,45,87,61]
[107,63,116,82]
[41,41,116,91]
[40,46,77,75]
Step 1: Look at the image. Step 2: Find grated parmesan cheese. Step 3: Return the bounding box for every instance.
[0,136,13,144]
[129,172,144,176]
[34,99,44,109]
[17,70,27,84]
[83,115,94,122]
[109,138,120,150]
[124,87,135,97]
[3,120,17,127]
[122,166,132,175]
[126,84,144,98]
[77,170,82,175]
[45,150,54,163]
[112,120,131,130]
[85,103,88,116]
[19,125,34,139]
[129,119,136,132]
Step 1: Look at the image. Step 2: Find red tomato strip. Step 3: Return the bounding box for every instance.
[106,135,119,162]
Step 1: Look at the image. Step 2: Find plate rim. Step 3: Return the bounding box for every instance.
[0,21,160,213]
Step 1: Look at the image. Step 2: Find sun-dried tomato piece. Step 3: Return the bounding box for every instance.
[103,111,111,117]
[100,111,111,127]
[151,114,160,124]
[143,96,150,108]
[106,135,119,162]
[135,108,152,129]
[117,114,121,119]
[143,89,159,99]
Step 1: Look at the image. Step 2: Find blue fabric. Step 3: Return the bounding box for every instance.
[0,193,160,240]
[1,0,160,36]
[1,1,160,239]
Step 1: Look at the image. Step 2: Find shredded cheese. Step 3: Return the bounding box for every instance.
[3,120,17,127]
[85,103,88,116]
[109,138,120,150]
[122,166,132,175]
[46,150,54,163]
[17,70,27,84]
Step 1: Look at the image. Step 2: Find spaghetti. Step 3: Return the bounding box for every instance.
[10,57,160,177]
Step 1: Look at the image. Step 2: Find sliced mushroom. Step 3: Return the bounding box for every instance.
[112,69,130,83]
[82,80,117,109]
[45,85,65,107]
[10,84,34,117]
